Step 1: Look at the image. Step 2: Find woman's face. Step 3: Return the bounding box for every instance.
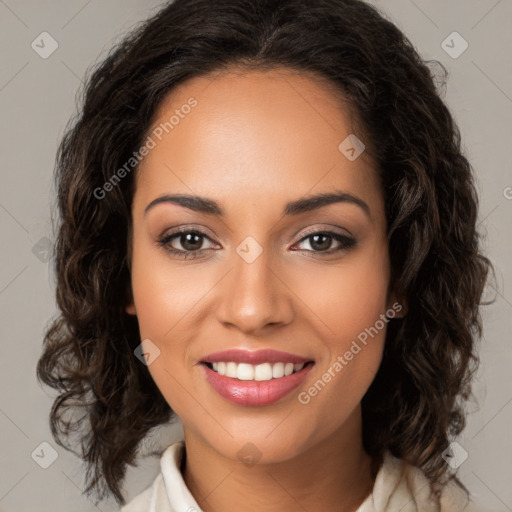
[127,67,397,463]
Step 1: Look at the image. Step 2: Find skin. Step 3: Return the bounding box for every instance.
[126,67,403,512]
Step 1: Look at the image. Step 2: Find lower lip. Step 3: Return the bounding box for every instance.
[201,363,314,407]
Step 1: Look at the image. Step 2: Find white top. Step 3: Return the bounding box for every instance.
[120,441,472,512]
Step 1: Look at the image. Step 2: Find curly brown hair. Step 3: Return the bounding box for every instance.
[36,0,493,506]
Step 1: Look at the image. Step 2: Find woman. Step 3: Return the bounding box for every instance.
[36,0,492,510]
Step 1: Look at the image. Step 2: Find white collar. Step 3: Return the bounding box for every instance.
[120,441,471,512]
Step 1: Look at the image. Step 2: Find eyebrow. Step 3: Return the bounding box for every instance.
[144,190,370,218]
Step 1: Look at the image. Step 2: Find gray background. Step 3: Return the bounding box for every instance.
[0,1,511,511]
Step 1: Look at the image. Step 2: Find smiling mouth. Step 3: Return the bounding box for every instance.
[202,361,315,381]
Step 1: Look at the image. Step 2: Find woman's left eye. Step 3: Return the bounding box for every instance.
[293,231,356,254]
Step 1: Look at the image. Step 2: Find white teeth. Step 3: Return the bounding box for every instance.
[272,362,284,378]
[237,363,254,380]
[210,361,308,380]
[226,361,237,378]
[284,362,294,376]
[254,363,273,381]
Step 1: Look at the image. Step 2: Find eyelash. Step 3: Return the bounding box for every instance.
[157,228,356,260]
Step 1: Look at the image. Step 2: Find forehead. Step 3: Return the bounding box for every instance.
[134,67,382,217]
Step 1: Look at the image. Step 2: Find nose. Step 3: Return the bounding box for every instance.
[215,247,294,335]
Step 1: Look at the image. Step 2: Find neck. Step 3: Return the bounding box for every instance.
[182,407,377,512]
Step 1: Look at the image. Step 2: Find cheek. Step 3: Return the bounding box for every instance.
[292,245,390,423]
[297,342,383,439]
[129,264,197,415]
[129,242,219,412]
[129,236,207,339]
[293,243,391,342]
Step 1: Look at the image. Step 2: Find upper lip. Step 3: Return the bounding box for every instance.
[201,349,313,365]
